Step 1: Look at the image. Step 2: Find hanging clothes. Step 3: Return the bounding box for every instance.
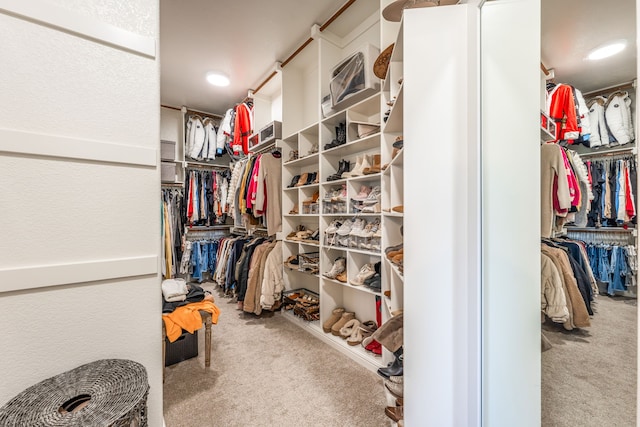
[231,102,254,156]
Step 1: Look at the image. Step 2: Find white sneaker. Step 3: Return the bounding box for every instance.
[326,219,342,234]
[361,219,380,238]
[350,263,375,286]
[336,219,354,236]
[349,218,366,236]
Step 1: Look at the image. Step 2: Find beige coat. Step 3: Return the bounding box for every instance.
[541,253,570,323]
[541,244,590,329]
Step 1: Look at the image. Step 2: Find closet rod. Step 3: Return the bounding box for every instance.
[540,62,551,76]
[252,0,358,95]
[566,227,634,233]
[161,182,184,188]
[577,146,636,159]
[582,80,636,98]
[186,163,230,170]
[160,104,223,119]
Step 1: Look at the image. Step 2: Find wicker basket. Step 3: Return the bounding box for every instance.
[0,359,149,427]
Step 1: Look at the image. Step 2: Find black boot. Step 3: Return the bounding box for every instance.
[325,126,340,150]
[377,347,403,379]
[337,122,347,145]
[327,160,347,181]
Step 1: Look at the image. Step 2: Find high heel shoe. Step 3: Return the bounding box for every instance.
[288,174,301,188]
[294,173,309,187]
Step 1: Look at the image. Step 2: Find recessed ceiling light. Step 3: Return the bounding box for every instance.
[586,40,627,61]
[206,72,230,87]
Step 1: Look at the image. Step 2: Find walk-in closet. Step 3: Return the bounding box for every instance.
[539,0,638,425]
[4,0,640,426]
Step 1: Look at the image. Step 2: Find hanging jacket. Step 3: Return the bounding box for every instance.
[548,84,580,142]
[232,103,253,155]
[605,91,634,145]
[203,117,218,159]
[541,253,570,323]
[187,115,206,159]
[574,88,591,145]
[260,241,284,310]
[217,109,233,156]
[541,143,572,238]
[587,97,609,147]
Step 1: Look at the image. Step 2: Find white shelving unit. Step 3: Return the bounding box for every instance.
[242,0,413,373]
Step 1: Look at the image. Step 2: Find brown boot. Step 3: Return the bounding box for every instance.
[323,308,345,333]
[364,154,381,174]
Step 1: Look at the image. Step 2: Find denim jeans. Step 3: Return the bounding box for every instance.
[608,246,628,295]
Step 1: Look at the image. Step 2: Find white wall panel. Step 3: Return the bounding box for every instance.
[481,1,541,425]
[0,1,161,425]
[0,156,157,268]
[0,14,158,148]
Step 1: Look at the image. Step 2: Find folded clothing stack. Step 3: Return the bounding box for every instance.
[162,278,188,302]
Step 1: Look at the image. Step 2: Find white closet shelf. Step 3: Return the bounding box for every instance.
[383,211,404,218]
[383,148,404,174]
[283,152,319,168]
[280,310,385,370]
[322,178,348,185]
[323,277,382,296]
[384,257,404,281]
[284,266,320,279]
[348,172,383,183]
[566,227,636,233]
[383,86,404,134]
[322,134,381,156]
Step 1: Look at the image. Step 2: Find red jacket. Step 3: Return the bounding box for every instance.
[548,84,580,143]
[232,103,253,155]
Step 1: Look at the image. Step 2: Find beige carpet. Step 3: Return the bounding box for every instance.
[542,295,637,426]
[163,283,391,426]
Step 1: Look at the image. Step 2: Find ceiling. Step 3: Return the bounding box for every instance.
[160,0,345,115]
[541,0,636,93]
[159,0,638,116]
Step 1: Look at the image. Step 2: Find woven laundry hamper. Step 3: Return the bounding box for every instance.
[0,359,149,427]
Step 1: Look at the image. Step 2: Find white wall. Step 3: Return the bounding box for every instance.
[0,1,162,425]
[404,5,481,426]
[481,0,541,425]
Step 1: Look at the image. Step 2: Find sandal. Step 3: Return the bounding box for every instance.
[359,320,378,338]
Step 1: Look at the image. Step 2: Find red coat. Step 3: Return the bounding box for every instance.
[548,84,580,143]
[232,103,253,155]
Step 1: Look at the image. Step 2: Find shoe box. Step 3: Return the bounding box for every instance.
[165,329,198,366]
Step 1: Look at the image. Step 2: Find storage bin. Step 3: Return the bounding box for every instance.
[165,330,198,366]
[161,162,177,182]
[161,140,176,161]
[329,43,380,111]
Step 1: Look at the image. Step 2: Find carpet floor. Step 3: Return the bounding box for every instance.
[542,295,637,426]
[163,284,391,426]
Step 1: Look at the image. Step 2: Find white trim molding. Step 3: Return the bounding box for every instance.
[0,255,158,293]
[0,128,156,167]
[0,0,156,58]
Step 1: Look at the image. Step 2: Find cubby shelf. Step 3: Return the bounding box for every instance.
[253,1,404,374]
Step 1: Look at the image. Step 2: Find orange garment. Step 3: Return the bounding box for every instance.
[162,300,220,342]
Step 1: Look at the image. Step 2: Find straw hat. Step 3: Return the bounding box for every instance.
[382,0,459,22]
[373,43,394,79]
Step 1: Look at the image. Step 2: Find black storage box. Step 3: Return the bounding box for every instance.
[165,330,198,366]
